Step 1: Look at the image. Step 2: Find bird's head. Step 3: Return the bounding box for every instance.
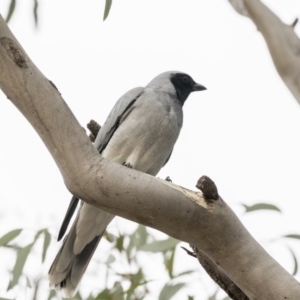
[148,71,206,105]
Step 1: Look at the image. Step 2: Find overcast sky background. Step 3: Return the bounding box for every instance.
[1,0,300,299]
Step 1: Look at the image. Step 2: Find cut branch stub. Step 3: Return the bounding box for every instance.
[87,119,101,142]
[196,175,219,202]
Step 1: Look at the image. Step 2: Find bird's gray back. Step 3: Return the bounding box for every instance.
[94,87,144,154]
[102,87,183,175]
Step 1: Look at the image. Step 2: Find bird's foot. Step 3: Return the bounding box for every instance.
[122,162,133,169]
[165,176,172,182]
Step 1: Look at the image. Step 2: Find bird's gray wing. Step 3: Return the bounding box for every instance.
[56,87,144,240]
[94,87,144,153]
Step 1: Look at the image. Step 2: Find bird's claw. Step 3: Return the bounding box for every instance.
[165,176,172,182]
[122,162,133,169]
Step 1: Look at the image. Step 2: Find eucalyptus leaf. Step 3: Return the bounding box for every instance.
[159,282,185,300]
[0,229,22,247]
[33,0,38,25]
[103,0,112,21]
[5,0,16,23]
[242,203,281,213]
[287,247,298,275]
[106,254,116,264]
[165,248,175,278]
[42,230,51,262]
[8,243,33,289]
[139,237,179,252]
[47,289,57,300]
[283,234,300,240]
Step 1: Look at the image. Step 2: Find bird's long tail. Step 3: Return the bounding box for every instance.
[48,205,114,298]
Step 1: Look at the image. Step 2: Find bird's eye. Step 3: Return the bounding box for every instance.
[182,76,189,83]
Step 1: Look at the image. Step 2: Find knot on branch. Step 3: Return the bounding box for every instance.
[196,175,219,202]
[0,37,28,68]
[87,119,101,142]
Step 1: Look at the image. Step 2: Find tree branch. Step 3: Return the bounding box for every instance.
[0,14,300,299]
[228,0,300,105]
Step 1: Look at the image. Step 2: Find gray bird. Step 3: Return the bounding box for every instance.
[48,71,206,297]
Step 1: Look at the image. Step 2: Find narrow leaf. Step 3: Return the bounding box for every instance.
[42,230,51,262]
[5,0,16,23]
[25,275,32,288]
[0,298,15,300]
[47,289,57,300]
[0,229,22,246]
[116,235,124,252]
[288,247,298,275]
[139,238,179,252]
[8,243,33,289]
[103,0,112,21]
[242,203,281,213]
[165,248,175,278]
[283,234,300,240]
[159,283,185,300]
[94,289,110,300]
[208,290,218,300]
[176,269,195,277]
[106,254,115,264]
[33,0,38,25]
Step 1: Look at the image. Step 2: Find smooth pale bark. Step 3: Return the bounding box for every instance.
[0,14,300,299]
[229,0,300,105]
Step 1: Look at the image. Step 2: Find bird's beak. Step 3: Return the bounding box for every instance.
[192,83,207,92]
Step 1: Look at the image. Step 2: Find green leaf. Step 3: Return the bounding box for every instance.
[288,247,298,276]
[111,282,124,299]
[283,234,300,240]
[188,296,194,300]
[242,203,281,213]
[5,0,16,23]
[208,290,218,300]
[176,269,195,277]
[94,289,111,300]
[33,0,38,25]
[42,230,51,262]
[159,283,185,300]
[165,248,175,278]
[47,289,57,300]
[0,298,15,300]
[0,229,22,246]
[132,268,143,284]
[139,237,179,252]
[8,243,33,290]
[106,254,116,264]
[103,231,116,243]
[74,291,83,300]
[86,294,96,300]
[116,235,124,252]
[25,275,32,288]
[103,0,112,21]
[133,225,148,246]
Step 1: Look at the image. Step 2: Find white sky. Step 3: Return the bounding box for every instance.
[1,0,300,299]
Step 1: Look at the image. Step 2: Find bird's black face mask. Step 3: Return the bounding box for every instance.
[171,73,206,105]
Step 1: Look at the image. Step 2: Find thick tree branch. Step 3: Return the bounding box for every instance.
[228,0,300,105]
[1,14,300,299]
